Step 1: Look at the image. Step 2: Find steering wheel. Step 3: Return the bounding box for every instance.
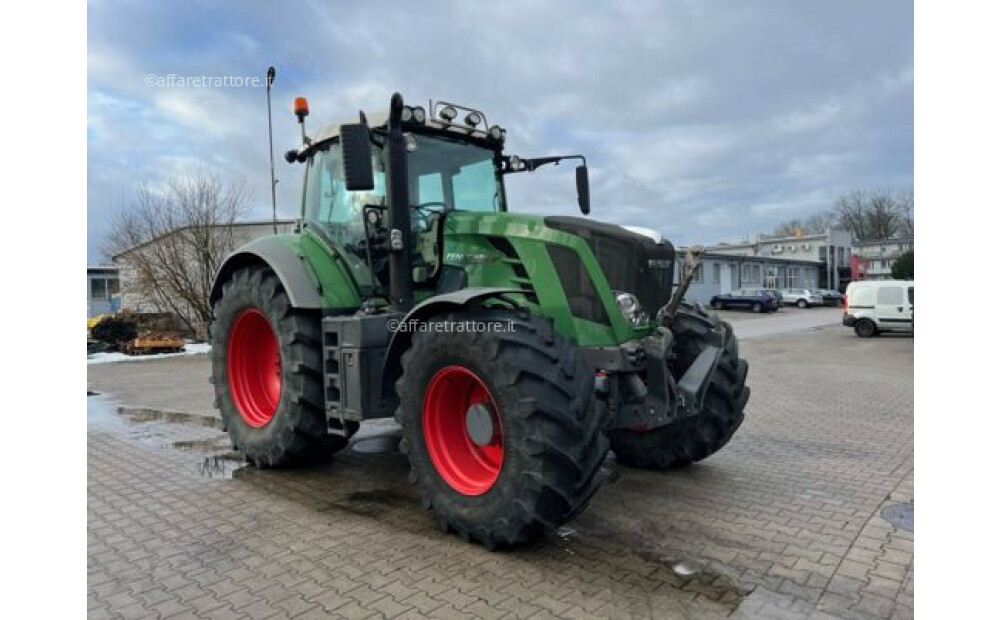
[411,202,447,212]
[410,202,446,231]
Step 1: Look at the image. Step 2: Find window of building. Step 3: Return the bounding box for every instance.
[741,264,752,283]
[785,267,800,288]
[91,278,106,299]
[764,266,778,288]
[752,265,761,282]
[89,276,120,300]
[693,264,703,283]
[712,263,721,284]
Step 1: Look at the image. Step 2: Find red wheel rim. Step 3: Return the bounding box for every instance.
[227,308,281,428]
[422,366,504,496]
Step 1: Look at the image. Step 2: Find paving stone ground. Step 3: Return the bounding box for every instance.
[88,323,913,619]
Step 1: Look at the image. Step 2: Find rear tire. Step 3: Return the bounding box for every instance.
[609,308,749,470]
[712,300,723,310]
[211,266,352,467]
[752,303,762,313]
[797,299,807,309]
[395,309,609,549]
[854,319,878,338]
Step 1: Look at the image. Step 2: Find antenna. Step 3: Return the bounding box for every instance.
[265,65,278,234]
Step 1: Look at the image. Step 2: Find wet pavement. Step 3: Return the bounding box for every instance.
[88,325,913,619]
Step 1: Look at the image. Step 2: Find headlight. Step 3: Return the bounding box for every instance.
[614,291,648,325]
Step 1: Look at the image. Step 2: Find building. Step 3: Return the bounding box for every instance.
[706,227,853,291]
[113,219,297,334]
[676,251,823,306]
[850,237,913,280]
[87,265,121,317]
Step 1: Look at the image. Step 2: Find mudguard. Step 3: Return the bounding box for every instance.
[380,287,524,396]
[209,236,324,310]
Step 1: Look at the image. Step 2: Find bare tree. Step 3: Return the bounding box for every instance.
[104,170,252,336]
[833,188,913,242]
[896,189,914,237]
[834,189,871,241]
[771,210,837,237]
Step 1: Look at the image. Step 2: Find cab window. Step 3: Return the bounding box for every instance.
[304,142,386,245]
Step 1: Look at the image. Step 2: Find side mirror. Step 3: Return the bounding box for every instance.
[575,165,590,215]
[340,123,374,191]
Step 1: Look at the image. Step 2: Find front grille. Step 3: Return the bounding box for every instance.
[546,245,610,325]
[545,217,676,316]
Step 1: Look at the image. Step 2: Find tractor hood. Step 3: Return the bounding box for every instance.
[544,216,677,318]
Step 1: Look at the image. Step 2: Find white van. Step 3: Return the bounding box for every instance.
[842,280,914,337]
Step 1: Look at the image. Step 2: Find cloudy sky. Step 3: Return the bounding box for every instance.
[87,0,912,262]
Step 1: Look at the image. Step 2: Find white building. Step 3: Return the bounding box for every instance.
[676,251,823,305]
[851,238,913,280]
[707,227,853,291]
[113,219,297,333]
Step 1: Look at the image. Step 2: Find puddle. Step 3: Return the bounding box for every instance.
[87,394,127,432]
[351,435,401,454]
[322,487,421,518]
[882,502,914,531]
[171,437,233,451]
[543,518,754,612]
[197,452,246,479]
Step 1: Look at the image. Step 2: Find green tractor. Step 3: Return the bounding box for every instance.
[210,93,749,548]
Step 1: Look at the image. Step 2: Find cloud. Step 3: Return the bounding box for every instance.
[87,0,912,260]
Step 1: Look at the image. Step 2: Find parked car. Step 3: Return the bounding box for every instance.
[842,280,914,337]
[779,288,824,308]
[760,288,784,306]
[710,289,780,313]
[815,289,843,306]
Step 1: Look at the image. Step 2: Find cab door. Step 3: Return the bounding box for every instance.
[875,284,912,331]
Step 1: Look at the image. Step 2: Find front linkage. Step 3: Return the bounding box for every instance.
[587,247,749,469]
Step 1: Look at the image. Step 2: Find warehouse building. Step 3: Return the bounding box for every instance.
[706,227,853,291]
[676,251,823,306]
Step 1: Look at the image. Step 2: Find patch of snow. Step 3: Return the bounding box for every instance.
[87,342,212,365]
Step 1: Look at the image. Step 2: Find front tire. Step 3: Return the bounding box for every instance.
[752,302,762,313]
[211,266,351,467]
[609,308,749,470]
[395,310,609,548]
[797,299,808,309]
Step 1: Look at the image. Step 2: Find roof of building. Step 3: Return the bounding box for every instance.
[112,219,297,260]
[677,249,822,266]
[87,264,120,273]
[852,237,913,247]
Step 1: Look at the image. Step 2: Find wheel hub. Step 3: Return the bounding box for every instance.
[465,403,496,446]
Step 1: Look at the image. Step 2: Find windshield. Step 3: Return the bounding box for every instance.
[303,133,502,235]
[408,134,502,212]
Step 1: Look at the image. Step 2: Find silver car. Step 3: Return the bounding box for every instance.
[779,288,824,308]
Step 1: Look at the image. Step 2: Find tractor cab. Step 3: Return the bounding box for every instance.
[286,98,590,309]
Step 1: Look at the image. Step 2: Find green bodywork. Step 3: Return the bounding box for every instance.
[261,212,657,347]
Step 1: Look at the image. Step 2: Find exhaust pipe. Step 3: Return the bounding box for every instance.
[385,93,414,311]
